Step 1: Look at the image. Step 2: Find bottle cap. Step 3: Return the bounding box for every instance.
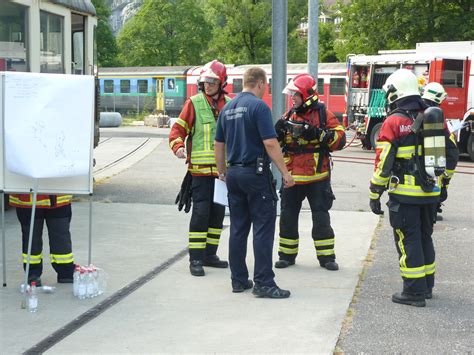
[31,281,36,287]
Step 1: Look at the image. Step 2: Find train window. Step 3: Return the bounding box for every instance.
[72,14,85,75]
[104,80,114,93]
[40,11,64,73]
[329,78,345,95]
[233,79,243,93]
[441,59,464,88]
[318,78,324,95]
[120,80,130,93]
[0,2,28,71]
[138,80,148,93]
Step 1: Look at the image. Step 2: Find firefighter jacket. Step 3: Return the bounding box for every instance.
[278,106,346,184]
[169,92,229,176]
[370,111,458,204]
[9,194,72,209]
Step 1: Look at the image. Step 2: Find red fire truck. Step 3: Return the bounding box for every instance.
[345,41,474,160]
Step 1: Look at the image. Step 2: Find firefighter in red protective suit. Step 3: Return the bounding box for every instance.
[169,60,230,276]
[9,194,75,285]
[369,69,458,307]
[274,73,346,271]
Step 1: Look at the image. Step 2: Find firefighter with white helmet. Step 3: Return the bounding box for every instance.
[369,69,459,307]
[169,60,230,276]
[274,73,346,271]
[422,82,456,221]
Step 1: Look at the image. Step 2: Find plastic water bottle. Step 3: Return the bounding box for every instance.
[73,265,80,296]
[86,267,95,298]
[77,270,87,300]
[27,282,38,313]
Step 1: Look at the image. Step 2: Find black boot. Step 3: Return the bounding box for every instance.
[425,288,433,299]
[392,292,426,307]
[203,255,228,268]
[189,260,205,276]
[275,259,295,269]
[320,261,339,271]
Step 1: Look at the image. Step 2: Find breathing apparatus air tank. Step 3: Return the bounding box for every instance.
[422,106,446,178]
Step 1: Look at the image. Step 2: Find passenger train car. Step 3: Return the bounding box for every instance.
[99,63,347,119]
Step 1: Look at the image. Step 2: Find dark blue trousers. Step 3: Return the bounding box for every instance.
[226,167,277,287]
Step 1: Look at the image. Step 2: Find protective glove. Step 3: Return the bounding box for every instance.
[275,119,288,141]
[439,186,448,203]
[369,198,384,215]
[301,125,321,141]
[175,171,193,213]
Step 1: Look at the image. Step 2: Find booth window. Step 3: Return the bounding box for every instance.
[120,80,130,93]
[138,80,148,93]
[318,78,324,95]
[0,2,28,72]
[441,59,464,88]
[233,79,243,93]
[104,80,114,93]
[329,78,345,95]
[40,11,64,73]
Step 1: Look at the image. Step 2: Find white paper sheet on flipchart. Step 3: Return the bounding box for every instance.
[4,72,94,178]
[446,119,466,134]
[213,178,229,207]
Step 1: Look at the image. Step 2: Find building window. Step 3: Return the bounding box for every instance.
[318,78,324,95]
[40,11,64,73]
[0,2,28,72]
[120,80,130,93]
[441,59,464,88]
[138,80,148,93]
[233,78,243,93]
[329,78,345,95]
[104,80,114,93]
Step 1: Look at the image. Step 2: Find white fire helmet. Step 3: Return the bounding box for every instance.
[382,69,421,104]
[422,82,447,105]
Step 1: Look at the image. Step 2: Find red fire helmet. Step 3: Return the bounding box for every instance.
[283,73,317,101]
[199,60,227,89]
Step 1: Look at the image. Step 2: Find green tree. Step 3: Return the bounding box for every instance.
[91,0,119,67]
[117,0,211,66]
[335,0,474,61]
[203,0,272,64]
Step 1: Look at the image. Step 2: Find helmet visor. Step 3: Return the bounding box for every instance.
[200,76,220,85]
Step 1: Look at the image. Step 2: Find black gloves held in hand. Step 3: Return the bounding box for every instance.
[439,186,448,203]
[370,198,384,215]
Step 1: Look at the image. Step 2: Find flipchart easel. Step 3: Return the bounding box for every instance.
[0,72,94,309]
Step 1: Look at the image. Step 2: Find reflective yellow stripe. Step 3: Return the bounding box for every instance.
[279,246,298,254]
[404,174,415,185]
[57,195,72,204]
[316,249,334,256]
[176,118,190,133]
[208,228,222,235]
[189,232,207,239]
[292,171,330,183]
[190,150,215,165]
[327,125,344,148]
[51,253,74,264]
[373,141,391,183]
[189,242,206,249]
[390,183,440,197]
[395,229,407,268]
[400,265,426,279]
[445,169,454,179]
[279,237,299,246]
[22,253,42,264]
[370,175,389,186]
[395,145,422,158]
[425,262,435,275]
[206,237,220,245]
[369,191,380,199]
[188,166,215,175]
[314,238,334,247]
[169,137,184,149]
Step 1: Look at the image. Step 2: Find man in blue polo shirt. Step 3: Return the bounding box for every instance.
[215,67,295,299]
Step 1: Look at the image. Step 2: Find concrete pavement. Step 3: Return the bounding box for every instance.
[0,134,380,354]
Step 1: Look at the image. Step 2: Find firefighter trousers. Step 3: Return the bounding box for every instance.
[226,167,277,287]
[188,175,225,262]
[388,199,436,295]
[16,205,74,280]
[278,179,336,265]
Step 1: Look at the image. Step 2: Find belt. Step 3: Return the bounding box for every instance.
[229,162,256,167]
